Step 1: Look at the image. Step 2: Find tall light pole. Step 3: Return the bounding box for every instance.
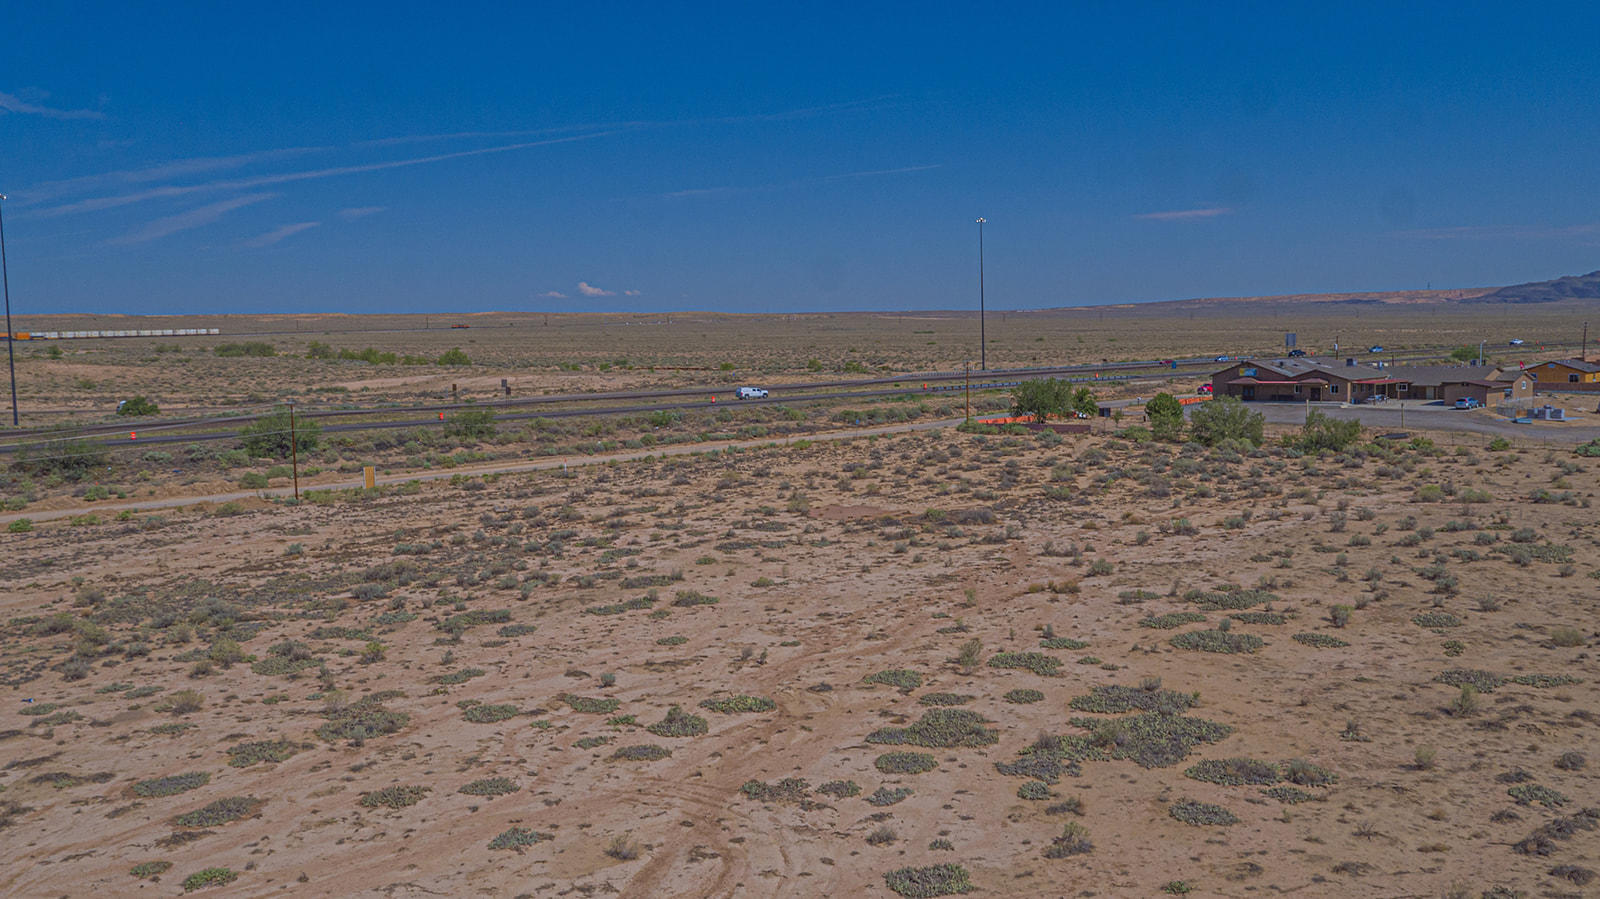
[0,194,17,426]
[975,217,986,371]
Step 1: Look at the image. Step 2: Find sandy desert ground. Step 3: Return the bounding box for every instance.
[3,412,1597,897]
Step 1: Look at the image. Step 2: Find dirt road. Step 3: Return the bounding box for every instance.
[0,418,964,526]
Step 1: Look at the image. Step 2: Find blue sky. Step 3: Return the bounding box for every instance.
[4,2,1599,314]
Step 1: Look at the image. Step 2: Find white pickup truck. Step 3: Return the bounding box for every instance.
[736,387,769,399]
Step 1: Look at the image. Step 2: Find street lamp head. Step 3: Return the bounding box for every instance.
[975,217,985,223]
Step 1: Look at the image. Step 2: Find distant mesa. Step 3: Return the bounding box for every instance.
[1464,270,1600,304]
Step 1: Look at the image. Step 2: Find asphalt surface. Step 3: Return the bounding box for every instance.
[1249,401,1600,443]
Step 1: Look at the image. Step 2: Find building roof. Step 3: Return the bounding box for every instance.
[1226,377,1329,386]
[1225,357,1390,381]
[1387,364,1497,387]
[1533,358,1600,373]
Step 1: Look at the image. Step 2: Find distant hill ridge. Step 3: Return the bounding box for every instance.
[1466,270,1600,304]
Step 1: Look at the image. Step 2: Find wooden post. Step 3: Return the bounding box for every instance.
[364,466,375,490]
[288,403,300,502]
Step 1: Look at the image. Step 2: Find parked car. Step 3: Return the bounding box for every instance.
[736,386,769,399]
[1287,349,1307,357]
[1454,397,1482,409]
[1368,345,1385,353]
[1213,355,1230,362]
[1509,338,1525,346]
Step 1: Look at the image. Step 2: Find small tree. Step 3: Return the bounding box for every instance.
[117,395,159,416]
[1296,409,1362,452]
[437,347,471,366]
[1188,396,1264,447]
[13,439,108,481]
[446,407,497,441]
[1145,393,1184,441]
[1011,378,1068,422]
[240,408,321,459]
[1069,387,1098,418]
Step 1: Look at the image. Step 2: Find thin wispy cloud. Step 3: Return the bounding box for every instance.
[243,221,320,248]
[1133,206,1234,222]
[624,289,641,296]
[577,281,616,297]
[820,164,942,182]
[35,131,620,218]
[1394,223,1600,243]
[540,290,568,299]
[338,206,387,220]
[0,89,104,120]
[108,193,276,246]
[15,147,327,207]
[663,162,940,200]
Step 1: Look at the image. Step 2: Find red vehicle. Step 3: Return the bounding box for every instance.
[1198,383,1213,394]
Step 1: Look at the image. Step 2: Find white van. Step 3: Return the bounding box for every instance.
[736,387,769,399]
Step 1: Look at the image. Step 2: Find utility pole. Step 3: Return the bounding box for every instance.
[976,218,986,371]
[288,403,300,502]
[0,194,17,426]
[1584,321,1589,362]
[964,360,971,422]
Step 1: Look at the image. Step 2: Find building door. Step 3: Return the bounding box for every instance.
[1311,388,1322,401]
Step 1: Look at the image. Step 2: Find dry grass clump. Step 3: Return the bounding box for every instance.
[315,693,409,743]
[605,833,641,860]
[609,744,671,762]
[132,772,210,797]
[882,863,973,897]
[359,785,430,808]
[129,860,172,879]
[1184,758,1280,786]
[917,692,974,706]
[1139,612,1206,629]
[1072,712,1234,768]
[172,797,264,828]
[1169,629,1264,654]
[489,827,551,852]
[181,867,238,892]
[559,693,620,714]
[226,739,300,767]
[645,705,707,737]
[867,709,998,748]
[987,651,1062,676]
[865,669,923,692]
[462,703,520,723]
[816,780,860,798]
[458,778,520,797]
[1292,632,1349,648]
[1069,684,1197,715]
[1042,822,1093,857]
[698,695,775,714]
[876,751,938,774]
[738,778,810,803]
[866,786,913,806]
[1169,798,1238,826]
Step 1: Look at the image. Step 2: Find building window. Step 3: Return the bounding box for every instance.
[1329,384,1339,394]
[1571,374,1580,383]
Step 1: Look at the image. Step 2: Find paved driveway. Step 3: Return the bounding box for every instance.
[1246,401,1600,443]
